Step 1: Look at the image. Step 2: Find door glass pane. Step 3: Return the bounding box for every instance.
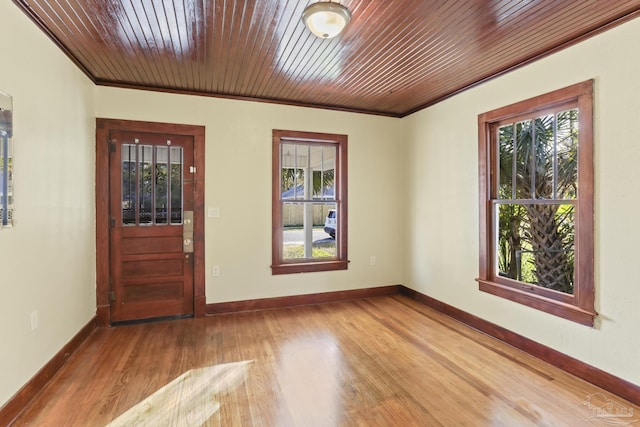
[496,202,574,294]
[155,146,168,224]
[170,146,183,224]
[139,145,153,225]
[121,142,184,226]
[122,144,137,225]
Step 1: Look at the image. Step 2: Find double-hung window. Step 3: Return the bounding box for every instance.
[477,80,595,325]
[272,130,348,274]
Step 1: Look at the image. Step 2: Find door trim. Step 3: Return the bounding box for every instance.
[96,119,206,326]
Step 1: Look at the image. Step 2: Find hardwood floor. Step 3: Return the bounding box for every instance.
[12,295,640,426]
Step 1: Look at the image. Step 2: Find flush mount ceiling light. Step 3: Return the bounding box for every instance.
[302,2,351,39]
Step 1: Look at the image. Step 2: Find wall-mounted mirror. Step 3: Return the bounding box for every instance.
[0,92,13,227]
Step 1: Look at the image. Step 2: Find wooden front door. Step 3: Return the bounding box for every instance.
[108,130,195,322]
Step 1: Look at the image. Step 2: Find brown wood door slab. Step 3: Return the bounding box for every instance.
[109,131,195,322]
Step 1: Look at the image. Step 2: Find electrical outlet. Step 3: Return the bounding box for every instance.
[212,265,220,277]
[370,256,376,266]
[30,310,38,331]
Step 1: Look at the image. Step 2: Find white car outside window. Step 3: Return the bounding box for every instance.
[324,209,336,239]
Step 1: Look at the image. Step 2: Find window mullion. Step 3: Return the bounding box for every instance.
[321,147,325,199]
[135,144,141,225]
[293,144,298,199]
[553,113,558,199]
[129,146,135,224]
[530,119,536,199]
[304,145,313,259]
[166,145,172,223]
[152,147,158,224]
[511,123,516,200]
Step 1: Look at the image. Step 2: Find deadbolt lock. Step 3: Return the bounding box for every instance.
[183,211,194,253]
[182,211,193,253]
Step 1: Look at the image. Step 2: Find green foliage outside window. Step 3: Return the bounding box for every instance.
[496,110,578,294]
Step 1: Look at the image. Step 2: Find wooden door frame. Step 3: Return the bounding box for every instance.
[96,118,206,326]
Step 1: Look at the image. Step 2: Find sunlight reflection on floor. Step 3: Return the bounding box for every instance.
[276,332,344,425]
[106,360,253,427]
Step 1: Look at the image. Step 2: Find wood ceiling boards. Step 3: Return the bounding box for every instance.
[13,0,640,117]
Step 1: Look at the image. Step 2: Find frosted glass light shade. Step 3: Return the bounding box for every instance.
[302,2,351,39]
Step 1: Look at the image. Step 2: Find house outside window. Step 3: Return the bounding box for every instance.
[272,130,348,275]
[477,80,595,325]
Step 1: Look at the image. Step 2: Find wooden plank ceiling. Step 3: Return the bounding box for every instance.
[13,0,640,117]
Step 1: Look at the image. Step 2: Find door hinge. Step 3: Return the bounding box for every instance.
[108,140,116,153]
[189,166,196,174]
[109,291,116,303]
[109,217,116,228]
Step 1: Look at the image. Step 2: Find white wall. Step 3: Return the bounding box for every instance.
[403,17,640,386]
[96,89,406,303]
[0,2,96,407]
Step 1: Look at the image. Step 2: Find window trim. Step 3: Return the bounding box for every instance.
[477,80,596,326]
[271,129,348,275]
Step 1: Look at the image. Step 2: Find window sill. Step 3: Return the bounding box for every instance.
[271,259,349,275]
[477,278,596,326]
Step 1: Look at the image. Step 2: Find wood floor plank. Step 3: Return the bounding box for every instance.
[11,295,640,426]
[357,297,586,425]
[321,300,530,425]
